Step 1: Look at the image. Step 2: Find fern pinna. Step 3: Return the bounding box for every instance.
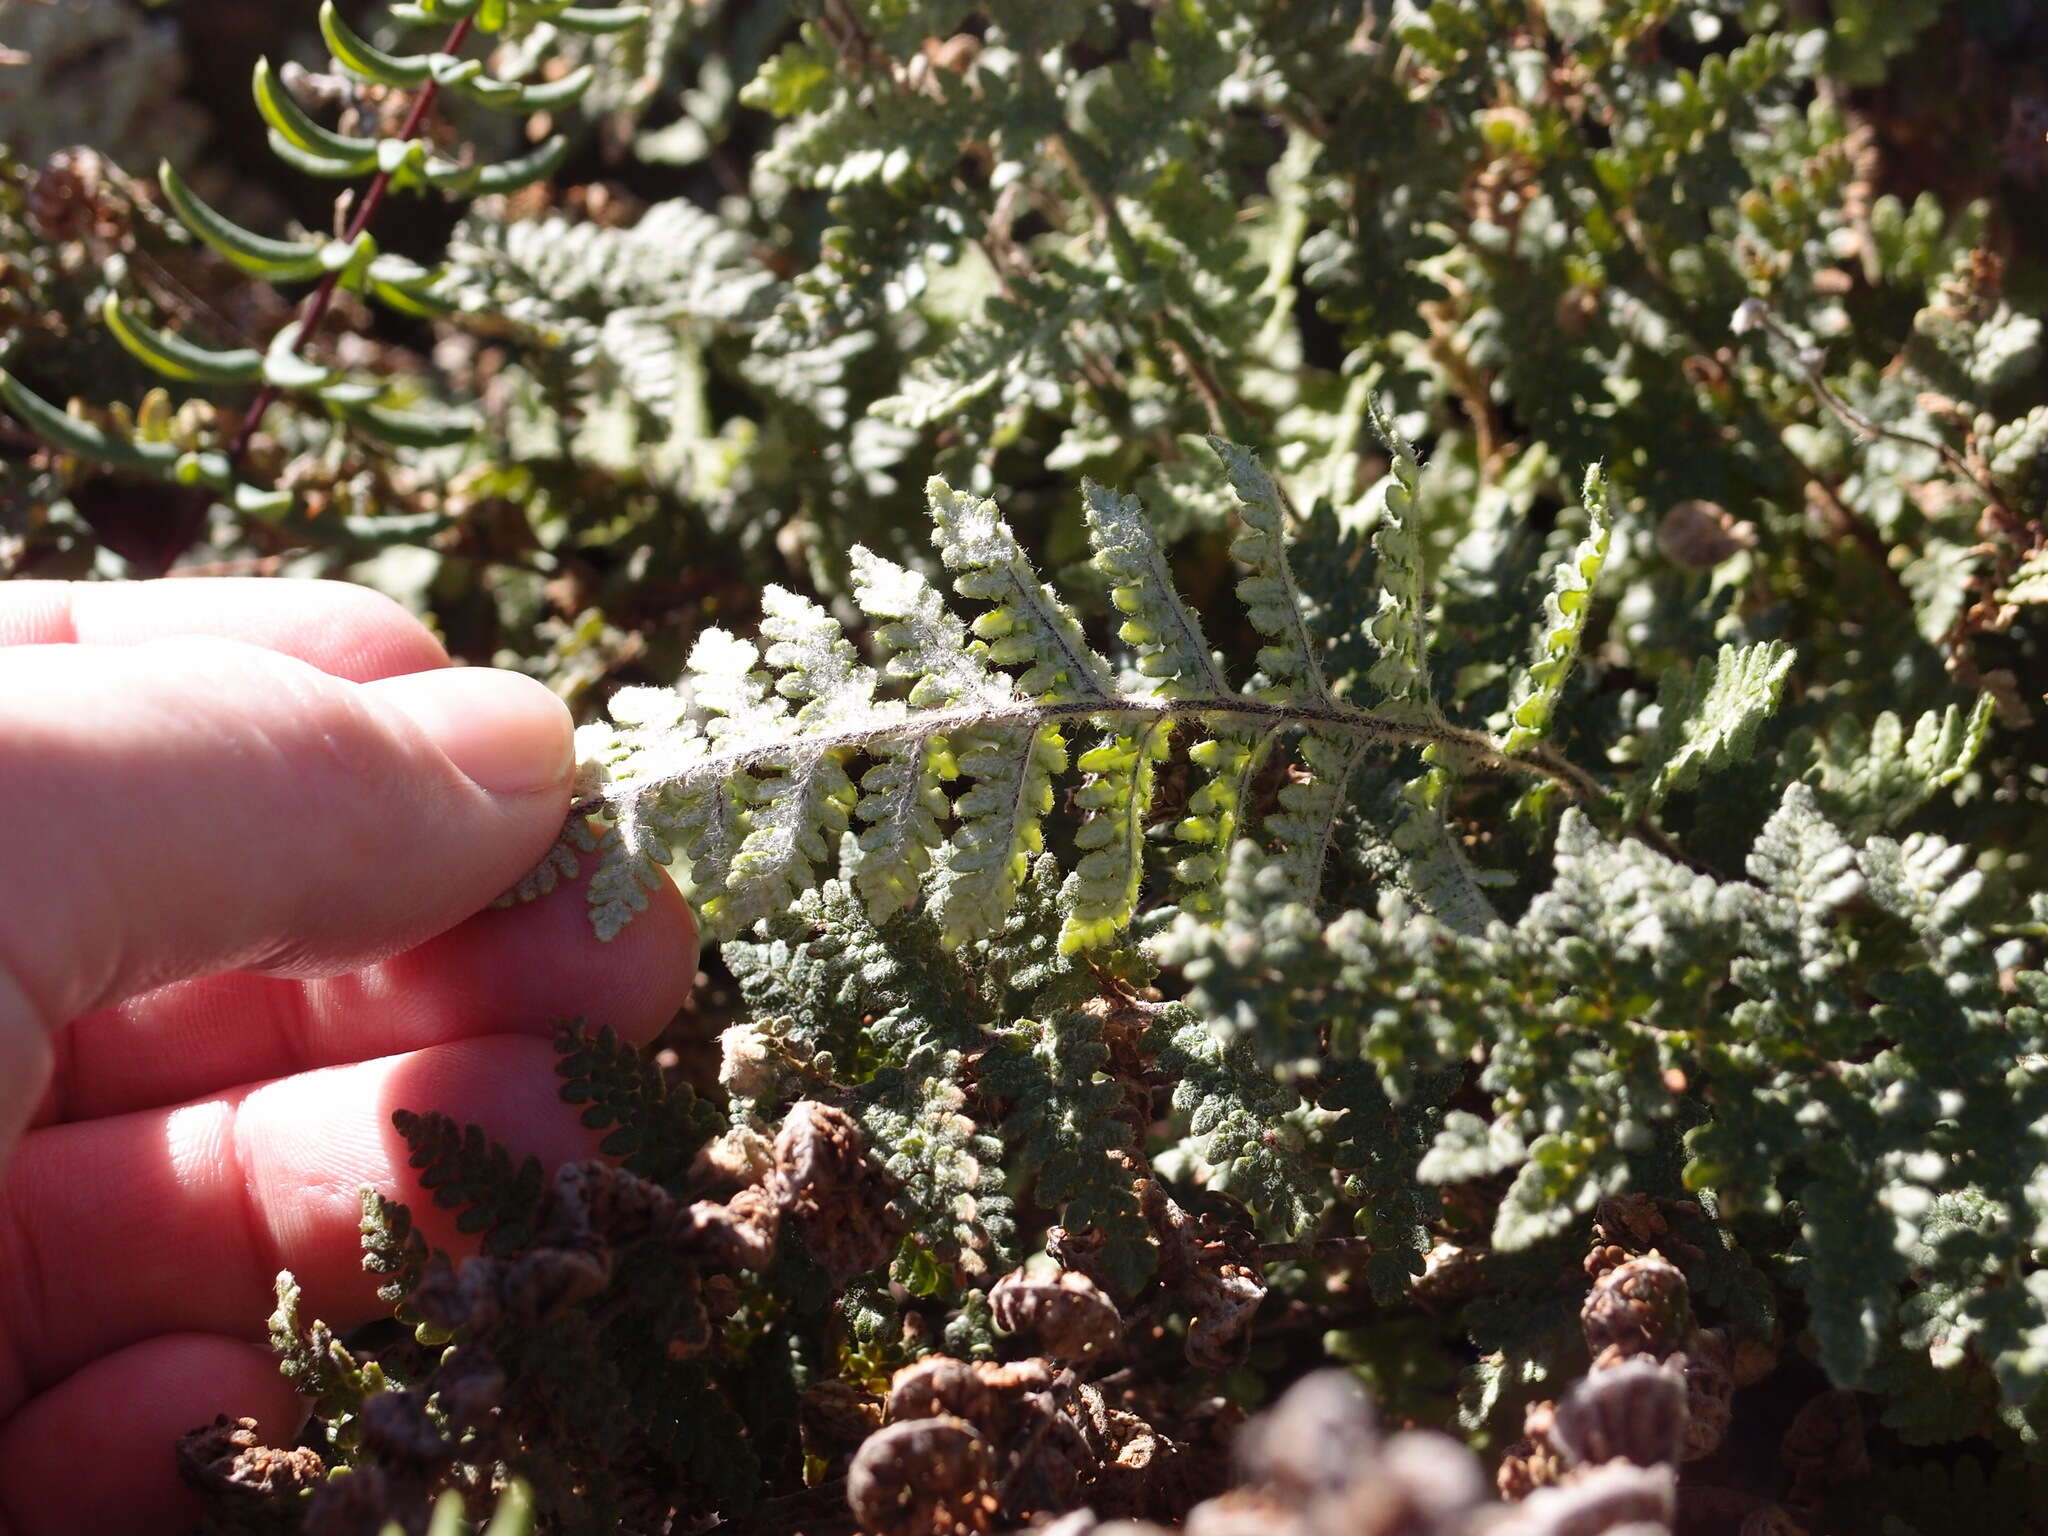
[561,433,1631,953]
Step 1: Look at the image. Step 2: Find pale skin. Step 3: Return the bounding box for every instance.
[0,579,700,1534]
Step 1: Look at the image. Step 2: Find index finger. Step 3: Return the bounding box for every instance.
[0,579,448,682]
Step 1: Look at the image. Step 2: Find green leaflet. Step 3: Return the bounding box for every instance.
[390,0,649,33]
[251,56,382,177]
[335,399,480,448]
[1381,756,1502,936]
[1628,640,1798,817]
[1799,694,1994,838]
[319,1,437,87]
[321,1,597,109]
[555,1021,722,1192]
[438,1483,536,1536]
[0,369,181,472]
[859,1066,1017,1281]
[1206,434,1329,705]
[156,160,328,281]
[1360,394,1439,723]
[1503,467,1611,757]
[1172,725,1277,914]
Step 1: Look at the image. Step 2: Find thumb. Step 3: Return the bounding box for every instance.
[0,635,574,1043]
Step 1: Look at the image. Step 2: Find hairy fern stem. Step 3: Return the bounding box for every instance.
[581,693,1603,814]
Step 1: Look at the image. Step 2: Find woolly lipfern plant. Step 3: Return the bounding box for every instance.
[559,432,1632,952]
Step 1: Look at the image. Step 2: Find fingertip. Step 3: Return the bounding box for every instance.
[52,836,700,1121]
[219,579,449,682]
[362,668,574,800]
[580,863,701,1048]
[0,1334,303,1536]
[386,840,699,1050]
[0,1037,674,1402]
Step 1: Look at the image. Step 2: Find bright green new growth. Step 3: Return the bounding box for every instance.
[0,0,643,513]
[566,436,1651,954]
[1504,468,1612,758]
[1358,396,1437,724]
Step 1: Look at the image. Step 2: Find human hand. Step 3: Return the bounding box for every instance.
[0,579,698,1534]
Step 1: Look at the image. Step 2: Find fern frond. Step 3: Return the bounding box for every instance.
[359,1188,430,1313]
[931,723,1069,948]
[1359,395,1439,723]
[1151,1003,1327,1242]
[391,1110,546,1255]
[859,1067,1017,1281]
[1085,477,1228,698]
[981,1007,1154,1294]
[1801,694,1994,837]
[1171,725,1278,914]
[1206,435,1329,705]
[1071,477,1227,944]
[848,549,984,925]
[585,814,674,942]
[1504,467,1611,757]
[573,445,1605,949]
[555,1022,722,1192]
[1268,727,1374,906]
[1629,640,1798,816]
[1376,756,1502,935]
[270,1271,397,1434]
[930,476,1117,705]
[716,588,872,931]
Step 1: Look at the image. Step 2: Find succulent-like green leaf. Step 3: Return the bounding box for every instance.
[156,161,328,281]
[252,57,381,176]
[0,370,178,471]
[102,296,262,386]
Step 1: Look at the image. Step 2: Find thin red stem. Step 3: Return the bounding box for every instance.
[227,15,477,464]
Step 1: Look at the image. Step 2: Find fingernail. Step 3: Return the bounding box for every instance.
[365,667,573,796]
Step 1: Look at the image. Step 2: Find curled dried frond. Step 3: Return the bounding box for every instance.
[1546,1358,1689,1471]
[1581,1253,1694,1359]
[849,1416,1001,1536]
[990,1270,1124,1363]
[177,1415,326,1502]
[771,1099,907,1282]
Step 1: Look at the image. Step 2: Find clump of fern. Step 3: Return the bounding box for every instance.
[22,0,2046,1531]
